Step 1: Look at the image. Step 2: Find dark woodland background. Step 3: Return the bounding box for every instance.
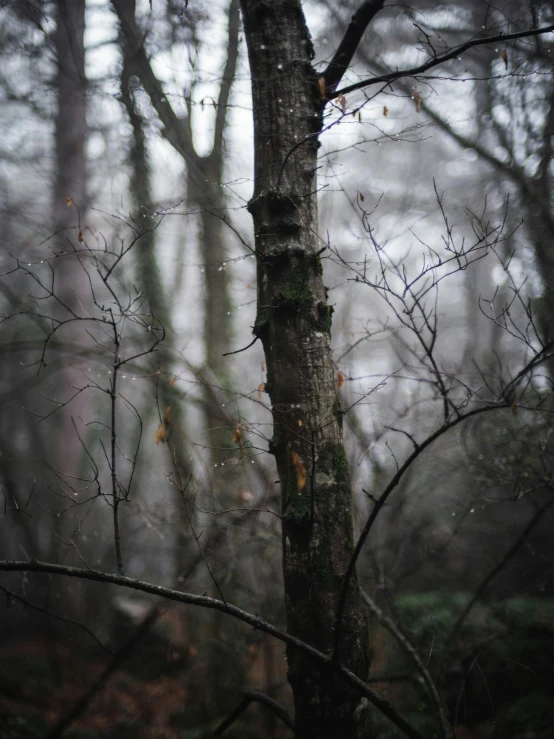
[1,1,554,737]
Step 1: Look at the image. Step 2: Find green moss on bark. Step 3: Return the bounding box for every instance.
[317,302,334,333]
[332,443,349,481]
[253,305,271,336]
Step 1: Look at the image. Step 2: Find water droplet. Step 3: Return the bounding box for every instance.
[470,508,475,513]
[451,512,456,516]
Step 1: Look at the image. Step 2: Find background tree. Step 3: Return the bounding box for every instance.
[1,2,554,738]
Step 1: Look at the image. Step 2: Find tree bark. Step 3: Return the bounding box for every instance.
[52,0,87,476]
[53,0,86,233]
[240,2,370,736]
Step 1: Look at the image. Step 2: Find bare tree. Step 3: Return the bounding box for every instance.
[1,2,554,738]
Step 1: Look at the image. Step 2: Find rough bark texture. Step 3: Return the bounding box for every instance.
[240,2,370,736]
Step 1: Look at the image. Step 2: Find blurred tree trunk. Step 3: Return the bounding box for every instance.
[118,1,193,483]
[240,2,370,737]
[53,0,86,238]
[52,0,86,472]
[112,0,240,463]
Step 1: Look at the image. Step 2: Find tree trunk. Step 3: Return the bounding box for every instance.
[53,0,86,234]
[52,0,87,475]
[240,2,370,737]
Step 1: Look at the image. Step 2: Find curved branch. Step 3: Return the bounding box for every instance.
[333,402,508,666]
[360,589,453,739]
[446,497,554,646]
[0,559,426,739]
[322,0,385,94]
[333,23,554,99]
[214,690,294,735]
[111,0,202,184]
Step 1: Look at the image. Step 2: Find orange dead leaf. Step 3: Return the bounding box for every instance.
[291,451,307,494]
[383,105,388,117]
[298,419,303,427]
[337,371,345,389]
[66,197,72,206]
[318,76,327,100]
[338,92,347,114]
[412,90,422,113]
[154,423,167,444]
[155,406,172,444]
[501,49,508,69]
[232,425,245,459]
[257,383,265,400]
[169,376,177,387]
[78,231,84,243]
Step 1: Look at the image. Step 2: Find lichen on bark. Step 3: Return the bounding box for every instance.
[240,1,371,736]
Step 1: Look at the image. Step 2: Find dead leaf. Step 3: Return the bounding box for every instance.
[261,362,265,372]
[383,105,388,117]
[318,76,326,100]
[154,423,167,444]
[359,192,365,202]
[232,425,245,459]
[358,110,362,122]
[155,406,172,444]
[337,371,345,389]
[298,419,303,427]
[412,90,422,113]
[501,49,508,69]
[257,383,265,400]
[78,231,84,243]
[292,451,307,494]
[511,402,517,414]
[66,197,72,206]
[338,92,347,113]
[169,376,177,387]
